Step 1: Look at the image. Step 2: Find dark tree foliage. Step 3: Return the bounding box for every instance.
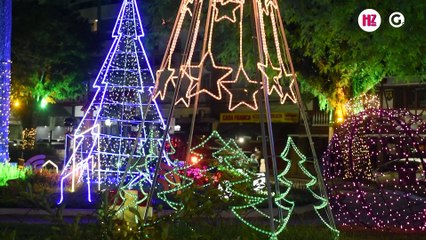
[139,0,180,55]
[282,0,426,110]
[11,0,96,106]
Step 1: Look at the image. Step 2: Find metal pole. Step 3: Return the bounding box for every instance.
[142,0,203,222]
[252,0,284,223]
[250,0,277,236]
[273,0,337,229]
[185,0,214,168]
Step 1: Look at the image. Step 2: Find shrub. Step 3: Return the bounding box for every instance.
[0,163,31,187]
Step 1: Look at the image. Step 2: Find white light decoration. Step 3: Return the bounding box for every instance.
[41,160,59,173]
[59,0,178,207]
[105,118,112,127]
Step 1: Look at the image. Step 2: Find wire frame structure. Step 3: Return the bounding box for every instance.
[147,0,338,238]
[322,108,426,232]
[59,0,177,209]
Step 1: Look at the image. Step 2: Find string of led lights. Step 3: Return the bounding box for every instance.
[154,0,297,111]
[149,0,337,237]
[59,0,178,211]
[322,108,426,232]
[282,137,340,235]
[344,93,380,116]
[0,0,12,163]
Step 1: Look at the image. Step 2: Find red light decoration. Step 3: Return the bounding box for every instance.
[322,108,426,232]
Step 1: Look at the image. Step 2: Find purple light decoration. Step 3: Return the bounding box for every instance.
[322,108,426,232]
[0,0,12,163]
[59,0,172,203]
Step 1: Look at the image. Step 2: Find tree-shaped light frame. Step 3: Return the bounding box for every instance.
[59,0,176,207]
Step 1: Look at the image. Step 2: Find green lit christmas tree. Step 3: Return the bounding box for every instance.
[280,137,339,236]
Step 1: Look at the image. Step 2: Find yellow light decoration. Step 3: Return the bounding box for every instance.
[214,0,240,22]
[345,93,380,116]
[153,0,297,111]
[22,128,36,150]
[13,100,20,108]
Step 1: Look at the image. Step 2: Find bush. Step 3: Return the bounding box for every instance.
[0,163,31,187]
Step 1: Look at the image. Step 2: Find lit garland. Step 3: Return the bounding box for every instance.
[59,0,178,212]
[0,0,12,163]
[164,131,304,239]
[154,0,297,111]
[22,128,36,150]
[322,108,426,232]
[345,93,380,116]
[282,137,340,236]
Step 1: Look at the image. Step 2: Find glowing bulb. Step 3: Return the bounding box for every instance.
[190,155,199,164]
[105,119,112,126]
[40,98,48,109]
[13,100,20,108]
[238,137,245,144]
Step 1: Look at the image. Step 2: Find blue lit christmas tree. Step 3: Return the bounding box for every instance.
[0,0,12,163]
[59,0,175,205]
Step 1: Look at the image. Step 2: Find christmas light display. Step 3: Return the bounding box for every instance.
[150,0,336,237]
[344,93,380,116]
[157,131,252,213]
[154,0,297,110]
[225,135,294,239]
[22,128,36,150]
[322,108,426,231]
[0,0,12,163]
[59,0,177,207]
[281,137,339,235]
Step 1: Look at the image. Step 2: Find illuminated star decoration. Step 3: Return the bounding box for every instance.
[214,0,242,23]
[155,68,177,101]
[154,0,197,102]
[257,57,284,99]
[221,66,260,111]
[257,0,297,104]
[219,0,261,111]
[186,52,233,101]
[154,0,300,111]
[183,0,235,101]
